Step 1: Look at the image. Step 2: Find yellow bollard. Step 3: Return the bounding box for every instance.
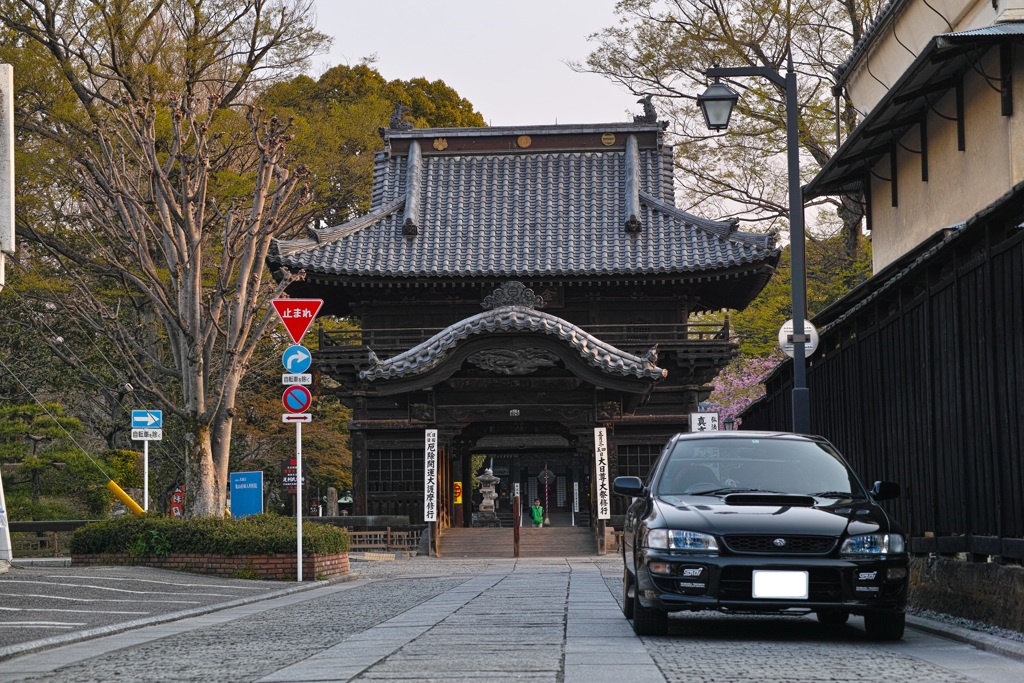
[107,480,145,516]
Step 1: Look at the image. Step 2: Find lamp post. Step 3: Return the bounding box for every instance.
[697,51,811,434]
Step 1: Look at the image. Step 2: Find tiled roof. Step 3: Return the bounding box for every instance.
[269,122,777,281]
[360,304,667,382]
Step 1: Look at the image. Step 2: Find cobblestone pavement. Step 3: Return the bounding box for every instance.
[2,556,1024,682]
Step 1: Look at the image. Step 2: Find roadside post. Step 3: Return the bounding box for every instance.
[513,494,520,558]
[0,467,12,565]
[130,409,163,510]
[273,298,323,581]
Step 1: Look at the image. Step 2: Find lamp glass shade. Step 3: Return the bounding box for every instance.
[697,81,739,130]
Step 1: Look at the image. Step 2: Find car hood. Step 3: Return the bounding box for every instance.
[652,494,889,537]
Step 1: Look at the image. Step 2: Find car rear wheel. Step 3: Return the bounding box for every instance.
[631,587,668,636]
[863,610,905,640]
[622,568,635,619]
[816,610,850,625]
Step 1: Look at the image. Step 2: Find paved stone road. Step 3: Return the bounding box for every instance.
[2,557,1024,682]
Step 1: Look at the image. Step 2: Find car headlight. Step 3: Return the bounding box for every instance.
[840,533,905,556]
[646,529,719,553]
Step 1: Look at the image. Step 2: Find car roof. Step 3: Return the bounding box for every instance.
[670,431,824,442]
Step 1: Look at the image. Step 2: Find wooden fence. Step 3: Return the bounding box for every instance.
[742,194,1024,562]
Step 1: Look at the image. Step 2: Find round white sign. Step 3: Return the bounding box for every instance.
[778,319,819,359]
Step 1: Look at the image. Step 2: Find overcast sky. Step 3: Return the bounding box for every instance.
[311,0,641,126]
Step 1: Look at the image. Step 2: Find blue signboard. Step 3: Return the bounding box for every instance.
[131,409,162,429]
[230,471,264,518]
[282,345,312,374]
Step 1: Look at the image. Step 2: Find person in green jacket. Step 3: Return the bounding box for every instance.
[530,499,544,528]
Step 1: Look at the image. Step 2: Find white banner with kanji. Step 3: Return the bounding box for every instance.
[424,429,438,522]
[594,427,610,520]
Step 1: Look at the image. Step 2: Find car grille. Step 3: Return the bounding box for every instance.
[723,535,837,555]
[719,567,843,602]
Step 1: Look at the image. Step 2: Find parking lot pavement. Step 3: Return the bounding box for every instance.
[0,563,343,658]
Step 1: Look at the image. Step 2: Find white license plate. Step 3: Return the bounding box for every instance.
[752,570,809,599]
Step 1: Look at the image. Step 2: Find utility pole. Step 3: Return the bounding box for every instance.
[0,64,13,292]
[0,63,14,569]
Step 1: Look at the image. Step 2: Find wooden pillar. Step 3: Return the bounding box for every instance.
[461,448,473,527]
[351,428,368,516]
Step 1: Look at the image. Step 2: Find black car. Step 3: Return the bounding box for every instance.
[613,431,908,639]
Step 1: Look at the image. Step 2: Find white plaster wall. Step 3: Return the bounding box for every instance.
[846,0,993,115]
[869,50,1021,270]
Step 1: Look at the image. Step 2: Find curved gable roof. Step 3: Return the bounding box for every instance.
[361,304,667,384]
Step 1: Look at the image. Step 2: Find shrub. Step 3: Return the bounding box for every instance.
[70,513,349,556]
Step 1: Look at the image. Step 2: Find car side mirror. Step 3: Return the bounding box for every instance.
[612,476,645,497]
[870,480,900,501]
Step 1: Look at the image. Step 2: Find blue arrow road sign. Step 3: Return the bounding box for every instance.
[282,345,312,374]
[131,410,162,429]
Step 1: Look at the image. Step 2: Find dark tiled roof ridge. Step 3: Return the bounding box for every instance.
[640,191,775,248]
[384,121,664,139]
[269,199,405,258]
[360,305,668,382]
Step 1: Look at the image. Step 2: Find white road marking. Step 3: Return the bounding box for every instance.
[49,575,265,590]
[0,606,147,615]
[0,592,201,604]
[0,622,83,627]
[1,580,236,597]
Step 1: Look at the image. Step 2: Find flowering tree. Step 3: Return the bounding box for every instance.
[706,354,783,422]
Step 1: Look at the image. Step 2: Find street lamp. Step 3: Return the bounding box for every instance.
[696,50,811,434]
[696,78,739,130]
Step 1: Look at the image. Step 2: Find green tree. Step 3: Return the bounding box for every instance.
[0,402,83,511]
[708,233,871,416]
[576,0,885,260]
[733,233,872,355]
[260,62,485,227]
[0,0,329,517]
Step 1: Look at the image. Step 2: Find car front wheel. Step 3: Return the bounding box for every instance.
[863,610,905,641]
[631,586,668,636]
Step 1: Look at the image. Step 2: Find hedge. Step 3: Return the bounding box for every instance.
[70,513,349,557]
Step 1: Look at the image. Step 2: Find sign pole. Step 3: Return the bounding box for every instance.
[296,421,303,582]
[143,440,149,512]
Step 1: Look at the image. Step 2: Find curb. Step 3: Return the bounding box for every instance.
[10,557,71,568]
[907,614,1024,663]
[0,571,362,662]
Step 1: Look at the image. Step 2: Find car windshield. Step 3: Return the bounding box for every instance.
[655,437,862,498]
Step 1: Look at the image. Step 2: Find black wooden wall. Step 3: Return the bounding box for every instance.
[743,208,1024,561]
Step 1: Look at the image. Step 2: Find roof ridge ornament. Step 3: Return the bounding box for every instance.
[481,281,547,310]
[633,94,657,123]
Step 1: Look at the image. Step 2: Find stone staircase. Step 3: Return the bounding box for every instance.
[437,526,597,559]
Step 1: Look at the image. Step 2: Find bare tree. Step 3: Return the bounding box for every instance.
[1,0,329,516]
[575,0,883,259]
